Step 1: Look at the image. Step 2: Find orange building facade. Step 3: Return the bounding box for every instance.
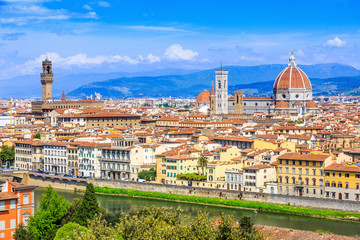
[0,180,36,239]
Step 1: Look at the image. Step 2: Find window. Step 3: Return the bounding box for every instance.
[279,167,282,174]
[0,201,4,211]
[313,161,316,166]
[10,200,15,209]
[356,174,360,178]
[10,219,16,229]
[338,182,343,188]
[286,167,289,174]
[292,168,295,174]
[306,161,309,166]
[345,182,349,189]
[345,193,349,200]
[0,221,4,230]
[325,172,330,177]
[339,173,342,177]
[345,173,350,178]
[313,169,316,176]
[306,169,309,175]
[299,168,302,175]
[292,160,295,165]
[23,213,30,226]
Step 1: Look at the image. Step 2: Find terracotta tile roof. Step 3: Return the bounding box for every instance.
[325,162,360,173]
[278,153,330,161]
[0,192,17,200]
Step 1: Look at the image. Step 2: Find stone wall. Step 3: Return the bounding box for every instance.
[24,173,87,191]
[90,179,360,212]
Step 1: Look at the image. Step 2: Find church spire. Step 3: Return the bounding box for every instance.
[61,90,66,101]
[210,81,215,95]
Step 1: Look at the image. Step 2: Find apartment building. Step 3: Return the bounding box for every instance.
[78,142,104,178]
[100,137,134,180]
[14,140,43,171]
[225,169,243,191]
[324,162,360,201]
[43,142,68,174]
[243,164,276,193]
[277,153,331,197]
[0,180,36,240]
[67,143,79,176]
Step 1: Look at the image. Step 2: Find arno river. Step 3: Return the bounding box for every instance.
[34,188,360,237]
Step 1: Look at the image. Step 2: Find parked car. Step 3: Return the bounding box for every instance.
[138,179,146,183]
[121,178,129,181]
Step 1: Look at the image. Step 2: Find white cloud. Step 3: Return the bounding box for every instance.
[98,1,111,7]
[146,54,161,63]
[83,4,93,11]
[324,37,346,47]
[164,44,199,61]
[0,1,98,26]
[0,52,164,79]
[121,25,190,32]
[295,49,304,57]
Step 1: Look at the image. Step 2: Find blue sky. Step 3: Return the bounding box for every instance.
[0,0,360,80]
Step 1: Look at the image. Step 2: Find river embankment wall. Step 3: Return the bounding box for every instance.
[90,179,360,212]
[21,173,360,212]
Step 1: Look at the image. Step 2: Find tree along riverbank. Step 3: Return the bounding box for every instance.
[94,186,360,222]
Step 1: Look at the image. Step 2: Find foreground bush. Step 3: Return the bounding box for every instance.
[69,206,264,240]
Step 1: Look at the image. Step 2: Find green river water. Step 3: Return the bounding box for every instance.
[34,188,360,237]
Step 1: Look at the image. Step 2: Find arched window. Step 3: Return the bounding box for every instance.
[338,181,342,188]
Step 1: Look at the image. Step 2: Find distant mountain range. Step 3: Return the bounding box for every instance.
[1,63,360,98]
[68,63,360,99]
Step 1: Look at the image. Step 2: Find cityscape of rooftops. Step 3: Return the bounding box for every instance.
[1,0,360,239]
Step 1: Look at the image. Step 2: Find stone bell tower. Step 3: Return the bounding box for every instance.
[41,57,53,101]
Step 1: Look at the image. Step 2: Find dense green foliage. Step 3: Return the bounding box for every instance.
[177,173,207,181]
[26,186,70,240]
[94,186,360,220]
[53,222,87,240]
[15,186,264,240]
[14,184,100,240]
[138,168,156,181]
[0,145,14,164]
[33,133,41,139]
[75,183,100,226]
[71,206,264,240]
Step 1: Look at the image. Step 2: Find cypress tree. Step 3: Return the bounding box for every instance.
[76,183,100,226]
